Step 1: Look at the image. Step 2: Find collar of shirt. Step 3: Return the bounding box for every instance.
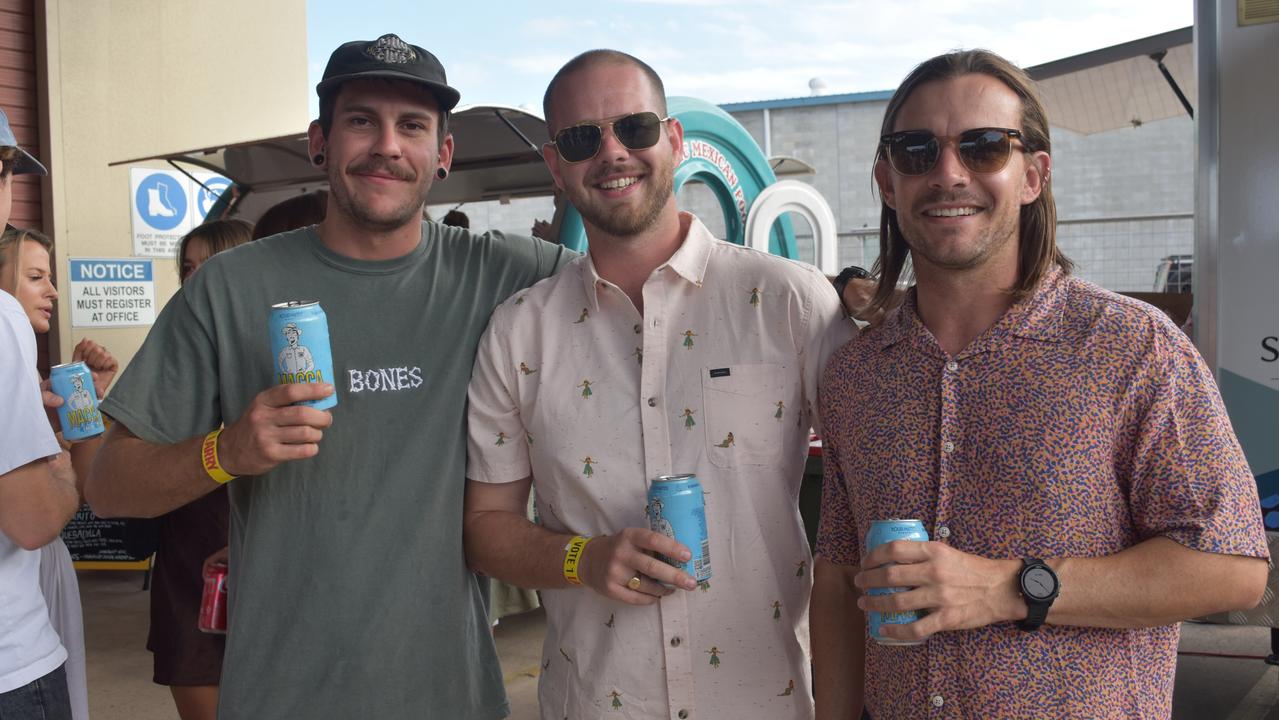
[874,266,1068,355]
[577,212,715,312]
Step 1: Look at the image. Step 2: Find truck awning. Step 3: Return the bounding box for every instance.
[1026,27,1194,135]
[109,104,555,212]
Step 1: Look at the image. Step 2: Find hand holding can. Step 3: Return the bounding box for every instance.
[49,361,105,440]
[863,519,930,645]
[270,301,337,410]
[647,474,712,584]
[214,383,334,477]
[198,560,229,634]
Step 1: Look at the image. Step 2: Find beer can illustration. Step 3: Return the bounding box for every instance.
[49,361,105,440]
[269,301,336,410]
[198,560,229,634]
[865,518,929,645]
[646,474,712,582]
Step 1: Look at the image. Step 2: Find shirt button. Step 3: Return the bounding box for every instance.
[634,323,642,334]
[678,711,689,719]
[931,695,945,708]
[648,397,657,407]
[670,636,682,647]
[937,525,951,539]
[943,440,955,453]
[946,361,958,372]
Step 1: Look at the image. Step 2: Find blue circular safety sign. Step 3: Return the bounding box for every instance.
[134,173,188,231]
[196,178,231,220]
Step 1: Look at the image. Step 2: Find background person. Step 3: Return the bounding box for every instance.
[250,190,327,241]
[441,208,469,228]
[149,218,253,720]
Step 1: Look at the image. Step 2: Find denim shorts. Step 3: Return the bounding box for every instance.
[0,664,73,720]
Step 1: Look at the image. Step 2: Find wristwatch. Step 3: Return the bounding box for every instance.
[1017,557,1059,632]
[833,265,871,299]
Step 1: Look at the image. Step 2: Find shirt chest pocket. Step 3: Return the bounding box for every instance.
[701,363,788,468]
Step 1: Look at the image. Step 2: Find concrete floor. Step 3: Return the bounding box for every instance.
[79,569,1279,719]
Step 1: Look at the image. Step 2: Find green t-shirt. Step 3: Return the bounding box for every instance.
[102,222,572,719]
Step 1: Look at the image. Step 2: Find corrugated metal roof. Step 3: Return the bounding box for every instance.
[720,90,893,112]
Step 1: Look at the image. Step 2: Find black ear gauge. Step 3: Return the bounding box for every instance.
[313,153,326,166]
[436,167,448,180]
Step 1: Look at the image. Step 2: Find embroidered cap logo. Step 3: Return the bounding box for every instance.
[364,34,418,64]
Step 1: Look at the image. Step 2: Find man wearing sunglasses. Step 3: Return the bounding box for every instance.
[463,50,854,719]
[86,35,573,719]
[812,50,1267,719]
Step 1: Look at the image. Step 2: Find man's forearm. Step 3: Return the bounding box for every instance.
[84,423,222,518]
[67,434,103,500]
[464,508,579,590]
[1049,536,1268,628]
[812,557,866,720]
[0,458,79,549]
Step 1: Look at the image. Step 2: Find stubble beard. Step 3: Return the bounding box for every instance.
[901,194,1021,272]
[328,161,432,233]
[573,158,674,239]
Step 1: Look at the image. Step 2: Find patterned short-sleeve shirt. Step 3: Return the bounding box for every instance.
[468,214,854,719]
[817,268,1268,719]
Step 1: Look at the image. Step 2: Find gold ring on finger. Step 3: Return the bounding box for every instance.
[626,575,642,591]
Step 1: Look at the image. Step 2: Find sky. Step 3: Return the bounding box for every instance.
[306,0,1193,117]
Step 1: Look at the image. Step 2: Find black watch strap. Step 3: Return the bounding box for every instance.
[1017,557,1058,633]
[1021,594,1051,632]
[833,265,871,296]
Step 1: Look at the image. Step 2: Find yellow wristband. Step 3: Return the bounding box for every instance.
[563,535,591,586]
[200,429,236,484]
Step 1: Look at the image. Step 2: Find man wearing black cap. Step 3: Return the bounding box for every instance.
[87,35,572,718]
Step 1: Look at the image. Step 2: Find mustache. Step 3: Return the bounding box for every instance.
[346,158,416,181]
[588,163,646,184]
[914,190,986,208]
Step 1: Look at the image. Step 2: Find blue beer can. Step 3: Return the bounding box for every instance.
[865,518,929,645]
[49,361,105,440]
[269,301,337,410]
[647,474,712,582]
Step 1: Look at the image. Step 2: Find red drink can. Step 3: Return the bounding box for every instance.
[198,561,229,634]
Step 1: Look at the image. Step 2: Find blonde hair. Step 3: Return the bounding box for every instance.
[0,226,53,296]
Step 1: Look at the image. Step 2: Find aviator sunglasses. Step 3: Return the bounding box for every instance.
[549,111,669,163]
[879,127,1024,176]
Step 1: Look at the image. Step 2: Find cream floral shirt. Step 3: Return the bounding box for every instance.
[467,214,854,719]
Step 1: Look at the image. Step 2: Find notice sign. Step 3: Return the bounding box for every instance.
[69,258,156,327]
[130,168,230,257]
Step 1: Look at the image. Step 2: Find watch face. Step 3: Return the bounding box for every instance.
[1023,566,1058,600]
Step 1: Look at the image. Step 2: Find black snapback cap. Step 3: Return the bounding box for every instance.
[316,34,461,112]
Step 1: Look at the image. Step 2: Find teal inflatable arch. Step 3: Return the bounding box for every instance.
[557,97,796,258]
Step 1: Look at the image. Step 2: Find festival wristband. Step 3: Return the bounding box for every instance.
[200,429,237,484]
[563,535,592,586]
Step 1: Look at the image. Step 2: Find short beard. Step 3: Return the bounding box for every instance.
[328,161,430,233]
[578,168,673,238]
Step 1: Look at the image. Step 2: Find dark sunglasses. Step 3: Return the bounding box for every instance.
[549,111,669,163]
[879,127,1024,176]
